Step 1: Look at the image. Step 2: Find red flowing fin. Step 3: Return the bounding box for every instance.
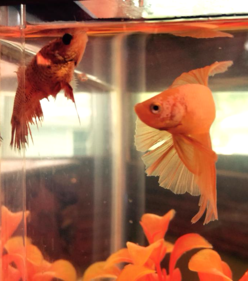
[169,61,233,88]
[135,119,199,196]
[10,102,43,150]
[10,67,44,150]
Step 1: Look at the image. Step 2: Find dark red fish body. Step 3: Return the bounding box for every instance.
[11,30,88,149]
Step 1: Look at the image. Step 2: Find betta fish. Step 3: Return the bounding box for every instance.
[10,30,88,149]
[134,61,233,224]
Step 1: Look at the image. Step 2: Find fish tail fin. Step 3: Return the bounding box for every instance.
[172,133,218,224]
[170,61,233,88]
[10,114,32,150]
[191,194,218,224]
[191,146,218,224]
[10,101,43,150]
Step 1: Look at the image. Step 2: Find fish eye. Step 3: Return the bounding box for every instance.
[62,33,73,45]
[150,103,161,114]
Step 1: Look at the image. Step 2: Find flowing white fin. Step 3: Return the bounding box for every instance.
[135,118,200,196]
[169,61,233,88]
[135,117,171,152]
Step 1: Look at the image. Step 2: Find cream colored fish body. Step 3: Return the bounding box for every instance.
[11,31,88,149]
[135,61,233,224]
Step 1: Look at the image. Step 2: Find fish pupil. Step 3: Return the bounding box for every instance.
[150,104,160,113]
[62,33,73,45]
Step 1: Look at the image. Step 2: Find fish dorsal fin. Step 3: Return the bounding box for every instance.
[169,60,233,88]
[135,118,200,196]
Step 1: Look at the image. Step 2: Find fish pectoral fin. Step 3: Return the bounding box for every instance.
[62,82,75,103]
[62,82,81,124]
[36,52,52,66]
[135,117,171,152]
[136,119,200,196]
[169,61,233,88]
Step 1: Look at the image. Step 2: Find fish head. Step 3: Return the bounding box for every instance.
[135,87,186,131]
[39,30,88,66]
[135,84,216,135]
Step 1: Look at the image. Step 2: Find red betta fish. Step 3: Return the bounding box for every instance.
[134,61,233,224]
[10,30,88,149]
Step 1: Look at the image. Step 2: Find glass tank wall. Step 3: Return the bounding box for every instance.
[0,2,248,281]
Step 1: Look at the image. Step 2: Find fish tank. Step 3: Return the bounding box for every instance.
[0,1,248,280]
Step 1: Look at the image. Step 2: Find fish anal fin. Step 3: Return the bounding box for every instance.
[170,61,233,88]
[36,52,52,66]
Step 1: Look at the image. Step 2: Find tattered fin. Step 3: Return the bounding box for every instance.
[169,61,233,88]
[63,82,81,124]
[10,118,31,150]
[10,101,43,150]
[141,135,200,196]
[135,117,171,152]
[70,74,78,91]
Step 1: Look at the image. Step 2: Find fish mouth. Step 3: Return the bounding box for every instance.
[134,103,147,122]
[134,102,147,116]
[134,102,157,128]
